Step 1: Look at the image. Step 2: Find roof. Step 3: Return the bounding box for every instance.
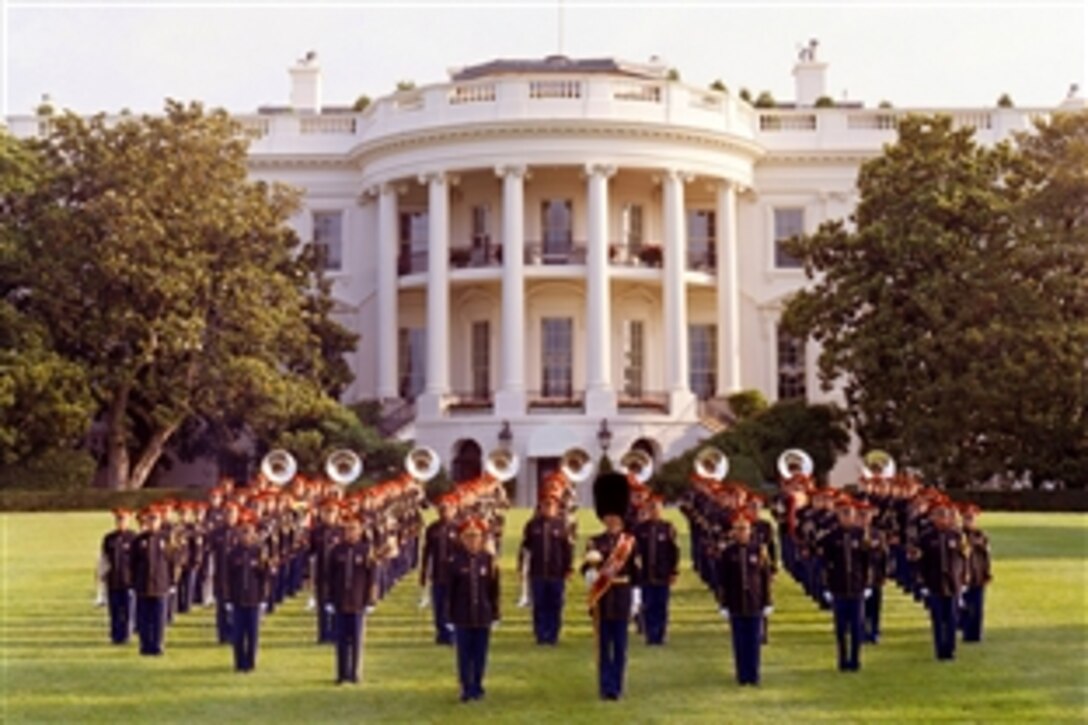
[450,56,670,81]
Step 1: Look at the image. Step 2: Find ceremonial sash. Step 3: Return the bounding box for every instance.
[588,532,635,609]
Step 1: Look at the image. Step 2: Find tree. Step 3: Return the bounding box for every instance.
[996,93,1014,108]
[709,79,727,93]
[352,95,371,112]
[754,91,776,108]
[6,102,356,489]
[782,113,1087,487]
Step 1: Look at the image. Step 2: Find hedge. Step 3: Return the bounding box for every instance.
[0,487,207,513]
[945,489,1087,513]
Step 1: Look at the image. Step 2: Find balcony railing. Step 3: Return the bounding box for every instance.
[686,248,717,272]
[618,391,670,414]
[448,391,494,413]
[524,242,587,266]
[450,244,502,269]
[610,243,663,268]
[527,389,585,413]
[397,250,428,275]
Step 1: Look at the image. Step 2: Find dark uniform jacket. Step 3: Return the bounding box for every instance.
[446,548,500,629]
[867,527,891,586]
[329,539,377,613]
[182,523,205,571]
[520,514,573,580]
[633,519,679,586]
[131,530,174,598]
[209,524,241,599]
[225,542,271,608]
[717,539,771,617]
[102,530,135,590]
[916,528,967,598]
[965,529,992,588]
[752,518,778,572]
[583,532,641,621]
[420,520,458,587]
[819,526,871,598]
[310,523,343,603]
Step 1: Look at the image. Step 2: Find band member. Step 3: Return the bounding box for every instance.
[746,494,776,644]
[861,502,890,643]
[224,514,270,672]
[819,500,871,672]
[101,508,136,644]
[130,507,174,656]
[717,513,772,686]
[582,472,641,701]
[914,501,967,661]
[310,499,343,644]
[519,492,573,645]
[420,497,458,645]
[327,515,377,684]
[633,495,678,645]
[960,504,992,643]
[176,503,204,614]
[208,503,241,644]
[446,517,501,702]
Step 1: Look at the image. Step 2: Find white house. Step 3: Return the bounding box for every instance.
[9,45,1079,501]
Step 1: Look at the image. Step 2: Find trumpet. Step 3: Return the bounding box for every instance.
[694,446,729,482]
[325,449,363,486]
[261,449,297,487]
[619,448,654,485]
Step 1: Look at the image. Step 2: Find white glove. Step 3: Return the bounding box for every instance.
[762,606,774,617]
[418,591,431,610]
[324,603,335,614]
[225,602,234,612]
[719,607,730,620]
[822,591,833,604]
[919,587,930,598]
[445,623,455,633]
[491,620,501,631]
[93,594,106,608]
[516,594,530,608]
[584,570,599,587]
[365,605,376,616]
[864,588,873,600]
[305,596,316,612]
[631,588,643,617]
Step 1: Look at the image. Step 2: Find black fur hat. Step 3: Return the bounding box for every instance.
[593,472,630,520]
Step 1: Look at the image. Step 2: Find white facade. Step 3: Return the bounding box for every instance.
[9,51,1076,500]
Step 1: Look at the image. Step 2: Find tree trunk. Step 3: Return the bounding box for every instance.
[104,385,132,490]
[128,421,182,490]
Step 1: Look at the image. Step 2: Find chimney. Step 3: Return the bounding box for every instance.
[289,51,322,113]
[792,38,827,107]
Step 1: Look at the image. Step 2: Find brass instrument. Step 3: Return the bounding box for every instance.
[559,446,594,484]
[861,449,897,480]
[777,448,814,480]
[405,446,441,483]
[619,449,654,485]
[325,449,363,486]
[484,448,520,482]
[260,449,297,487]
[694,446,729,482]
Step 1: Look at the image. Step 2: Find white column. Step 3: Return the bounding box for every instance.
[585,164,617,417]
[495,165,527,417]
[419,171,449,416]
[715,181,742,395]
[663,169,695,414]
[376,183,399,400]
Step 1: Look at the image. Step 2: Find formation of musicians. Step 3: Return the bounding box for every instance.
[99,441,992,699]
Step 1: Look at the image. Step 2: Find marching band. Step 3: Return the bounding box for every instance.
[96,442,994,699]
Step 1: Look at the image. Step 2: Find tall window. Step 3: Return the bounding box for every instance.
[398,327,426,399]
[689,324,718,400]
[471,321,490,399]
[471,204,490,249]
[398,211,429,273]
[777,329,807,400]
[623,320,645,398]
[541,317,573,398]
[773,207,804,269]
[622,203,644,254]
[687,209,716,269]
[313,211,343,271]
[541,200,573,258]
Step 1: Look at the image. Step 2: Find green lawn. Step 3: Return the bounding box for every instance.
[1,510,1085,723]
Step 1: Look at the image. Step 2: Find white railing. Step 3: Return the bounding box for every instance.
[449,83,497,105]
[847,112,899,130]
[613,81,662,103]
[394,91,425,111]
[529,79,582,99]
[689,91,723,111]
[240,117,271,138]
[759,112,817,131]
[300,116,356,134]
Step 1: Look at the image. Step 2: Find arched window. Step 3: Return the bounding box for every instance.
[631,437,658,462]
[451,439,483,483]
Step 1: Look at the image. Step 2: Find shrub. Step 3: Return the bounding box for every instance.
[996,93,1014,108]
[814,95,835,108]
[0,447,96,491]
[754,91,776,108]
[353,95,371,112]
[727,389,769,421]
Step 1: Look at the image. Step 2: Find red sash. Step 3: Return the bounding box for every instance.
[588,532,635,609]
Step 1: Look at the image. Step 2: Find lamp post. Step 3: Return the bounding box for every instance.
[597,418,612,453]
[498,420,513,449]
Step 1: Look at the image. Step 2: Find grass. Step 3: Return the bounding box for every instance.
[1,510,1085,723]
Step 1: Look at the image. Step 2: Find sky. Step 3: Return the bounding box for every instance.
[2,1,1086,118]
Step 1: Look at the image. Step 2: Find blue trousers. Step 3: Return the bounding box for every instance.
[335,612,364,683]
[135,595,166,655]
[961,586,985,642]
[929,595,958,660]
[177,567,196,613]
[641,584,670,645]
[430,584,452,644]
[107,588,133,644]
[597,617,628,699]
[531,578,565,644]
[833,596,863,671]
[232,605,260,671]
[864,586,883,643]
[730,614,762,685]
[216,600,233,644]
[317,599,336,643]
[454,626,490,700]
